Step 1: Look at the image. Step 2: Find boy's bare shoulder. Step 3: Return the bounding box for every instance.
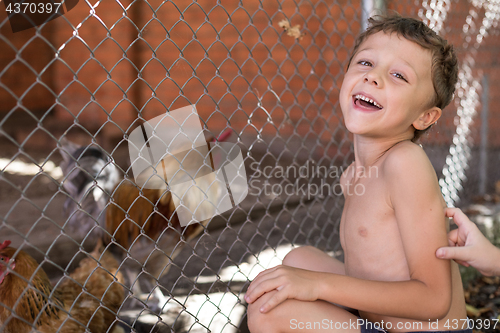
[382,140,445,216]
[381,140,434,176]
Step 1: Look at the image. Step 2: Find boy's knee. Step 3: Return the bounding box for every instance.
[282,246,318,268]
[247,301,264,333]
[246,291,279,333]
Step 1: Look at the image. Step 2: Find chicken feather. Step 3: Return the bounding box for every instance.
[0,240,124,333]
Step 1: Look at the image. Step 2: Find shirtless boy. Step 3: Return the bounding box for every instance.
[245,15,472,333]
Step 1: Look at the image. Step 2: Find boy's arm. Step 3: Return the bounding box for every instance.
[331,146,452,319]
[357,144,452,317]
[246,146,453,320]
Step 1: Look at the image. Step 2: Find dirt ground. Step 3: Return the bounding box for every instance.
[0,134,342,333]
[3,133,499,333]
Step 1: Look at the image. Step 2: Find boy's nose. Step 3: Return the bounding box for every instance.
[363,72,381,87]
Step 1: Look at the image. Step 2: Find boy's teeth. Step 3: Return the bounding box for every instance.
[355,94,382,109]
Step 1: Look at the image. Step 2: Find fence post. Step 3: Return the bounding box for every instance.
[362,0,387,30]
[479,74,489,196]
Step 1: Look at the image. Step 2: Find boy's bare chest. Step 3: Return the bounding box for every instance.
[339,177,409,279]
[340,179,393,243]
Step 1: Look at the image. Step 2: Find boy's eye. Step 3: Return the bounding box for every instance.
[357,60,372,67]
[393,72,408,82]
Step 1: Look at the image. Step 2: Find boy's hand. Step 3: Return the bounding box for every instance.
[436,207,500,276]
[244,265,323,313]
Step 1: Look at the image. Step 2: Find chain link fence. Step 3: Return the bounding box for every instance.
[1,0,499,332]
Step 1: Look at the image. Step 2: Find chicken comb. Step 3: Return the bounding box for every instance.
[0,240,11,250]
[215,129,232,142]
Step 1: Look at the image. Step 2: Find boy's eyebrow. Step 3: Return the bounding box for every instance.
[355,47,420,79]
[356,47,372,55]
[355,47,421,81]
[400,58,418,79]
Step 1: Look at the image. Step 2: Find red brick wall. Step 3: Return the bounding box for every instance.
[0,0,361,154]
[51,0,136,131]
[1,0,499,153]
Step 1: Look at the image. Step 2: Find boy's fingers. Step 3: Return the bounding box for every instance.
[260,289,286,313]
[248,267,279,293]
[257,266,282,280]
[245,278,280,304]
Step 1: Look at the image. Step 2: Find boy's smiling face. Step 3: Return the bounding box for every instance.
[340,32,441,141]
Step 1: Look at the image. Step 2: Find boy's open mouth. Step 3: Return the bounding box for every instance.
[353,94,383,110]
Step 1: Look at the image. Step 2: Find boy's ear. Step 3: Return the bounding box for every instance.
[412,106,442,131]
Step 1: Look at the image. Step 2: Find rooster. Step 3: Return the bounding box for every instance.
[0,240,124,333]
[59,138,119,244]
[59,129,233,310]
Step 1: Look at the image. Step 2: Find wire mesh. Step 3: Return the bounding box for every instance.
[0,0,499,332]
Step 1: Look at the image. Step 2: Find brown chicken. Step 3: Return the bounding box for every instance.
[59,129,233,310]
[105,128,233,252]
[104,180,208,256]
[103,130,233,309]
[0,240,124,333]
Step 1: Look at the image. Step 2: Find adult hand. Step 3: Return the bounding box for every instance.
[436,207,500,276]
